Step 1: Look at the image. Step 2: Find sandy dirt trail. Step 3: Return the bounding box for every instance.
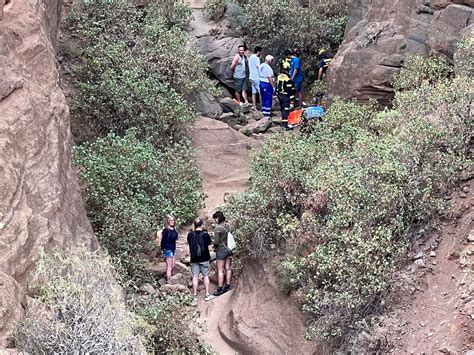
[189,117,261,354]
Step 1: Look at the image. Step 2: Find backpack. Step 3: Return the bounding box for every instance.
[222,226,237,251]
[190,232,202,258]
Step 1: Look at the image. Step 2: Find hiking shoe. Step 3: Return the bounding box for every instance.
[213,287,225,296]
[222,284,231,293]
[204,294,215,301]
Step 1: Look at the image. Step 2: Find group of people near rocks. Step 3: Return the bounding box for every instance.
[157,211,232,302]
[230,44,331,128]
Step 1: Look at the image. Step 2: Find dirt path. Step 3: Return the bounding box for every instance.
[190,117,261,354]
[378,180,474,353]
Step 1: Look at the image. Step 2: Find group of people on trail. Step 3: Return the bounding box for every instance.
[230,45,331,128]
[158,211,233,302]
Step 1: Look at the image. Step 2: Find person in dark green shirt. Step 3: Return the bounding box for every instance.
[212,211,232,296]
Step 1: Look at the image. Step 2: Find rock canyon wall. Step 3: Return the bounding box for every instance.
[328,0,474,103]
[0,0,96,347]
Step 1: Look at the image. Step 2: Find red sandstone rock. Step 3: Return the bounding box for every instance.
[328,0,474,104]
[0,0,96,347]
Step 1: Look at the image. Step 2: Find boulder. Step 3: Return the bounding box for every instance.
[218,260,317,353]
[194,92,223,119]
[168,272,190,287]
[0,0,97,345]
[328,0,474,104]
[139,283,156,295]
[160,283,189,294]
[195,36,243,87]
[146,261,168,277]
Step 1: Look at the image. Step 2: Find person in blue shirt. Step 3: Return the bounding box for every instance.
[290,48,304,109]
[305,97,325,122]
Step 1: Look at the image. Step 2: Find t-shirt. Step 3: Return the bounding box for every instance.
[259,63,274,83]
[249,54,261,81]
[187,230,212,263]
[160,228,178,252]
[290,56,304,83]
[213,222,230,251]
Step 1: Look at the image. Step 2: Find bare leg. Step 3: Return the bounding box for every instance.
[166,257,173,280]
[235,91,241,103]
[225,257,232,286]
[242,90,249,104]
[204,276,210,296]
[192,274,199,296]
[216,259,225,288]
[252,93,258,110]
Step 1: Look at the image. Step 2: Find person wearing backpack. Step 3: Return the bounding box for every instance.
[212,211,233,296]
[159,214,178,281]
[187,217,214,301]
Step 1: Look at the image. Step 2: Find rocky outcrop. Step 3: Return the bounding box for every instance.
[218,260,317,354]
[0,0,96,346]
[328,0,474,103]
[196,35,243,88]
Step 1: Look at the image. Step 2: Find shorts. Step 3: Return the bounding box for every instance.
[250,79,260,94]
[163,249,174,258]
[191,261,210,276]
[234,77,248,92]
[294,81,303,93]
[216,247,231,260]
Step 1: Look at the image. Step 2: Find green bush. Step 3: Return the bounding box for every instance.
[241,0,347,77]
[73,131,204,282]
[204,0,228,20]
[14,248,148,354]
[224,57,472,345]
[67,0,214,145]
[393,55,453,91]
[131,293,209,353]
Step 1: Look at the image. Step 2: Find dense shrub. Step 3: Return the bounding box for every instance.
[241,0,347,77]
[14,248,148,353]
[393,54,453,91]
[67,0,214,145]
[73,131,204,282]
[131,293,209,353]
[204,0,228,20]
[224,56,472,344]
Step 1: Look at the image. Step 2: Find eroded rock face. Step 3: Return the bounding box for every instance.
[328,0,474,104]
[218,260,317,354]
[0,0,96,347]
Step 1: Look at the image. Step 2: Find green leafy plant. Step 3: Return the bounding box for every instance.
[131,293,210,353]
[14,248,149,354]
[73,131,204,282]
[224,56,472,347]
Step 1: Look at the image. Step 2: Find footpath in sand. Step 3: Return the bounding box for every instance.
[190,117,261,354]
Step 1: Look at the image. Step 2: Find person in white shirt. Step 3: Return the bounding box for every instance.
[259,55,275,118]
[248,46,263,111]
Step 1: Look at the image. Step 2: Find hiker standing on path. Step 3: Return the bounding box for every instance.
[212,211,232,296]
[290,48,304,109]
[249,46,263,111]
[259,55,275,119]
[159,214,178,281]
[188,217,215,301]
[230,45,250,106]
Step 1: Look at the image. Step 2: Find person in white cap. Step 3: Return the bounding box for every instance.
[259,55,275,118]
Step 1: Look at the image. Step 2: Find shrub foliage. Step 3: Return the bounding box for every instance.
[73,131,204,281]
[224,55,472,344]
[67,0,208,283]
[14,248,148,354]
